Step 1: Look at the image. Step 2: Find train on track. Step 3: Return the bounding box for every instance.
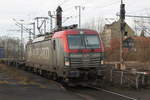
[25,28,104,85]
[2,6,105,86]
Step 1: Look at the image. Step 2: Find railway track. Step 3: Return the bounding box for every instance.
[4,63,150,100]
[86,86,138,100]
[9,63,137,100]
[67,85,138,100]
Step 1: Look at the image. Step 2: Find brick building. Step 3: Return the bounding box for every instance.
[101,20,135,48]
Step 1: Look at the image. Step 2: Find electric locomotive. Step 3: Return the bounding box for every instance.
[26,28,104,85]
[25,6,104,85]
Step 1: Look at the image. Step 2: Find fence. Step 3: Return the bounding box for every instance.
[105,69,150,89]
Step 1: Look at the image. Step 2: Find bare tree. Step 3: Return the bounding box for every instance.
[133,11,150,36]
[82,17,105,33]
[0,36,21,58]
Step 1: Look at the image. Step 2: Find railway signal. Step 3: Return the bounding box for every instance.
[56,6,63,30]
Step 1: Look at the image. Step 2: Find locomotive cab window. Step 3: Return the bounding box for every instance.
[67,34,100,49]
[85,35,100,49]
[68,35,84,49]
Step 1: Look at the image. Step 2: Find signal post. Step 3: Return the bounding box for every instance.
[120,0,126,70]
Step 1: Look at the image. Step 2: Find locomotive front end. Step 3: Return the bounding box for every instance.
[63,29,104,84]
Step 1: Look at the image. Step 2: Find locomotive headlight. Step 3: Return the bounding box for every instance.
[101,60,104,64]
[65,57,70,66]
[65,61,70,66]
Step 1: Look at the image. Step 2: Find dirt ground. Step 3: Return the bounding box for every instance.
[0,64,150,100]
[0,64,83,100]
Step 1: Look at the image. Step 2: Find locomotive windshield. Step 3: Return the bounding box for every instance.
[67,35,84,49]
[68,34,100,49]
[84,35,100,49]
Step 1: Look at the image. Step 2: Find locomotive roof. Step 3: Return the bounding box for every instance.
[53,29,99,38]
[32,36,45,43]
[31,29,99,43]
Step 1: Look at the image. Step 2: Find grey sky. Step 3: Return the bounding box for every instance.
[0,0,150,37]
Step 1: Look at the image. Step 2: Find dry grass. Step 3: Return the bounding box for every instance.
[0,64,47,88]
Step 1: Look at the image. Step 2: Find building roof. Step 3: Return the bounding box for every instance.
[104,20,133,30]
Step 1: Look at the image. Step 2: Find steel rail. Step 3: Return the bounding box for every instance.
[87,86,138,100]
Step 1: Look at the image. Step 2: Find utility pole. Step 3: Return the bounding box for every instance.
[20,20,24,60]
[120,0,126,69]
[75,6,85,28]
[29,22,36,39]
[13,19,35,59]
[26,28,32,41]
[12,19,24,59]
[48,11,55,31]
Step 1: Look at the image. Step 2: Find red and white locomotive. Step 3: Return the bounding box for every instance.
[26,28,104,84]
[25,6,104,85]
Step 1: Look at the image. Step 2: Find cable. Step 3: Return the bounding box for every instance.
[127,8,150,14]
[59,0,70,6]
[63,0,121,14]
[86,0,120,9]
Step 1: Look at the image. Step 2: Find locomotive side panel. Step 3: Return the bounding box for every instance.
[53,38,65,76]
[26,40,54,71]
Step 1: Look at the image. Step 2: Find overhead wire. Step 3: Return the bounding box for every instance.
[59,0,70,6]
[63,0,121,13]
[85,0,120,9]
[63,0,121,18]
[127,8,150,14]
[62,0,123,27]
[79,0,120,20]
